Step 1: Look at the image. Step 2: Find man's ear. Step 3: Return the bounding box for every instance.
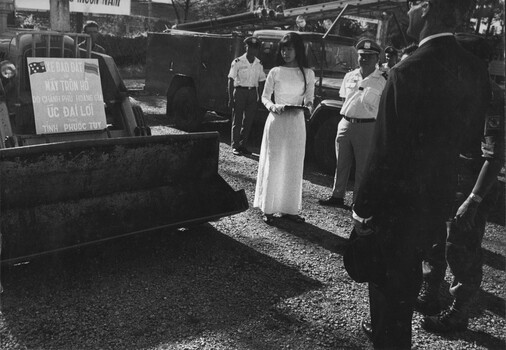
[421,1,431,18]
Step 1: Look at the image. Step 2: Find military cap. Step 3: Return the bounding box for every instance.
[384,46,398,55]
[355,39,381,54]
[244,36,261,47]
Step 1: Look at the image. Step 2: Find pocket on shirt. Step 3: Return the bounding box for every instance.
[341,82,356,99]
[361,87,381,112]
[237,67,249,82]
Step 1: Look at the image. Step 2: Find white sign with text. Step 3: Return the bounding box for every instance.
[27,57,107,135]
[16,0,131,16]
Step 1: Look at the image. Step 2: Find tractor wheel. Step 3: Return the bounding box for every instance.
[132,105,151,136]
[312,116,339,175]
[172,87,204,131]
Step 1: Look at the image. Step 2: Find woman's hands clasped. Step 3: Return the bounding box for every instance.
[269,104,285,114]
[268,102,314,115]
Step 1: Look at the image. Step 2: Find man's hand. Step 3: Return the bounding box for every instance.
[304,102,313,117]
[454,197,480,231]
[353,219,375,236]
[228,97,234,109]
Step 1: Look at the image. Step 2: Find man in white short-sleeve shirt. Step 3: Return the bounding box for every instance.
[227,36,266,156]
[319,39,387,208]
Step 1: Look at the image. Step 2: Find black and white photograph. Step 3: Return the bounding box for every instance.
[0,0,504,349]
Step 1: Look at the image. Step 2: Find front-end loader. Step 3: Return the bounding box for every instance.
[0,27,247,263]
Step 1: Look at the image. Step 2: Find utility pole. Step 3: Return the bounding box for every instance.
[249,0,266,11]
[50,0,71,32]
[76,12,84,33]
[148,0,152,31]
[0,0,13,33]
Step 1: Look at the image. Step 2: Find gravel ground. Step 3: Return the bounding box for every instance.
[0,92,504,350]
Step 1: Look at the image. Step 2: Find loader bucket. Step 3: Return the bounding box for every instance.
[0,132,248,262]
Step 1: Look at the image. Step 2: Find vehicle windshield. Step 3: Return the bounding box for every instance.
[305,39,357,77]
[259,37,357,78]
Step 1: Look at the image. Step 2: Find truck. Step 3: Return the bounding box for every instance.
[0,26,248,262]
[145,0,409,174]
[145,28,358,174]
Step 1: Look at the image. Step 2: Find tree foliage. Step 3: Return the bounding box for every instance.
[171,0,248,22]
[180,0,503,38]
[470,0,504,36]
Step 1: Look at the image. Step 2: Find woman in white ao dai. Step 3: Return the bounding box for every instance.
[253,32,315,224]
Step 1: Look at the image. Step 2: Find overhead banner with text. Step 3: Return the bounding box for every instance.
[27,57,107,135]
[16,0,131,16]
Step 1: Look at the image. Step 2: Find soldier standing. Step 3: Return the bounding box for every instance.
[228,37,266,156]
[418,33,505,333]
[319,39,387,208]
[79,21,106,54]
[381,46,398,72]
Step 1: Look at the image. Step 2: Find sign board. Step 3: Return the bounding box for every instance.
[27,58,107,135]
[16,0,131,16]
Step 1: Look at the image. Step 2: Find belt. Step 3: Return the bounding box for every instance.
[235,86,256,90]
[343,116,375,123]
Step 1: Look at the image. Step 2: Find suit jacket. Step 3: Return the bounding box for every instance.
[353,36,490,243]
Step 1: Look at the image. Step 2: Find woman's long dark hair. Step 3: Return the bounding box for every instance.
[275,32,309,94]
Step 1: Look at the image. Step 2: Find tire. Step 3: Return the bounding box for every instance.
[132,105,143,116]
[312,116,339,175]
[132,105,151,136]
[172,86,204,131]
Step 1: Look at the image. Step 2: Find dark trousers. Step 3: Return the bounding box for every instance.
[231,88,257,149]
[423,180,499,302]
[369,218,444,349]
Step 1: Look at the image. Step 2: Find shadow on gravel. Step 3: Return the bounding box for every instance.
[483,248,505,271]
[485,180,505,226]
[302,161,339,189]
[0,224,323,350]
[436,328,506,350]
[422,283,505,349]
[435,281,505,347]
[476,289,506,319]
[271,219,348,255]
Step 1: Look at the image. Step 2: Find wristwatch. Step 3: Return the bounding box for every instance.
[468,192,483,203]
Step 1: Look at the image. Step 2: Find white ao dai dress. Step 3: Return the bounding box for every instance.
[253,66,315,215]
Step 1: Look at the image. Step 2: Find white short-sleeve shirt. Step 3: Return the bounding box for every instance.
[228,54,266,88]
[339,68,387,119]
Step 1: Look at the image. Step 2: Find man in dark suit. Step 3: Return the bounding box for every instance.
[351,0,490,348]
